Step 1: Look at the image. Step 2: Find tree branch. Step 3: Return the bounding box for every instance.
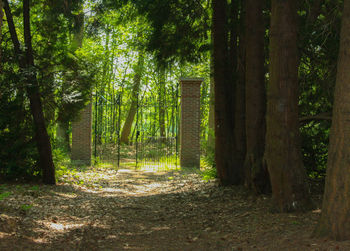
[3,0,22,58]
[306,0,324,26]
[299,112,332,124]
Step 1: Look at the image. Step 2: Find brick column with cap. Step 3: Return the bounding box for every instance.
[71,103,92,165]
[180,78,203,168]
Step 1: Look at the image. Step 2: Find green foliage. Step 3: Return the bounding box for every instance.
[301,121,330,180]
[200,140,216,182]
[30,185,39,191]
[126,0,211,65]
[201,167,217,182]
[0,0,343,191]
[20,204,33,211]
[0,192,11,201]
[53,148,77,181]
[0,0,96,180]
[298,0,342,181]
[0,54,40,180]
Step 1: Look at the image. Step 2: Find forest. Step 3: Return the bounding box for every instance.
[1,0,350,249]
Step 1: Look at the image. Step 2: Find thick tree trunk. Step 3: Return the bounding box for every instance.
[120,54,144,144]
[5,0,55,184]
[23,0,55,184]
[265,0,311,211]
[4,0,56,184]
[233,0,246,182]
[213,0,242,185]
[313,0,350,240]
[244,0,270,194]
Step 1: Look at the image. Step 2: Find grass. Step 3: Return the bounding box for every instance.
[0,191,11,201]
[53,145,217,185]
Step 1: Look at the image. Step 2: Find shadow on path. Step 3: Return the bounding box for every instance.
[1,166,349,250]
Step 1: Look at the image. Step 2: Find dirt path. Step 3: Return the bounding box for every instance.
[1,166,350,250]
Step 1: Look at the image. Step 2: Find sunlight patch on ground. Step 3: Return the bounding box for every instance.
[106,234,118,240]
[53,192,78,198]
[76,186,101,194]
[151,226,170,231]
[99,187,130,195]
[117,169,133,173]
[129,182,165,195]
[32,238,48,244]
[47,222,84,232]
[136,163,180,172]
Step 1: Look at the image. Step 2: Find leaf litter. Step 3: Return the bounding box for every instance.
[0,165,350,250]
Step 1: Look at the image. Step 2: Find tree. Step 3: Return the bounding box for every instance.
[264,0,311,211]
[244,0,270,194]
[207,54,215,151]
[213,0,245,185]
[232,0,246,181]
[313,0,350,240]
[158,67,166,140]
[213,0,241,185]
[120,53,144,144]
[4,0,55,184]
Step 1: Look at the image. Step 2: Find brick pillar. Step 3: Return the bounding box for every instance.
[71,103,92,165]
[180,78,203,168]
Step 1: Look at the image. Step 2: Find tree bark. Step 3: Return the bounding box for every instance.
[213,0,243,185]
[313,0,350,240]
[306,0,323,25]
[244,0,270,194]
[4,0,55,184]
[158,68,166,139]
[120,54,144,144]
[233,0,246,183]
[265,0,311,211]
[299,112,332,124]
[207,57,215,151]
[207,29,215,152]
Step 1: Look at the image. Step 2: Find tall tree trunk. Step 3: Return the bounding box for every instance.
[4,0,55,184]
[120,54,144,144]
[233,0,246,182]
[265,0,311,211]
[313,0,350,240]
[158,68,166,139]
[244,0,270,194]
[213,0,242,185]
[207,52,215,151]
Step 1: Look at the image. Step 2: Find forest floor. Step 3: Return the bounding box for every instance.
[1,164,350,251]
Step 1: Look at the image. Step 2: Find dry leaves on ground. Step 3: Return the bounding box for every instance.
[0,165,349,250]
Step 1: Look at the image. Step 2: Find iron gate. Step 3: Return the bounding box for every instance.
[93,85,180,169]
[135,90,180,170]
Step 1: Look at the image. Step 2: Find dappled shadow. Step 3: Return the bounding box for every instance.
[1,166,350,250]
